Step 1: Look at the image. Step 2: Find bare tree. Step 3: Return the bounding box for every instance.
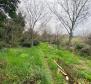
[54,24,61,48]
[40,24,52,42]
[49,0,90,46]
[23,0,47,46]
[38,13,52,43]
[38,12,52,34]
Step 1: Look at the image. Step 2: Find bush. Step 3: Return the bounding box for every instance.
[33,40,40,46]
[0,41,5,49]
[20,40,40,47]
[21,42,31,48]
[86,34,91,45]
[75,44,84,50]
[0,41,11,49]
[80,47,91,56]
[75,43,91,56]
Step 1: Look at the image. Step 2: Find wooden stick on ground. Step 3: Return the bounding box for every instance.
[54,60,69,81]
[54,60,79,84]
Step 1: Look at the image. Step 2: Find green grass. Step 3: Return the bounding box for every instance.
[0,47,53,84]
[0,43,91,84]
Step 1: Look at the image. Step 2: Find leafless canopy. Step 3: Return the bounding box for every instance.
[49,0,90,34]
[21,0,50,46]
[25,0,46,30]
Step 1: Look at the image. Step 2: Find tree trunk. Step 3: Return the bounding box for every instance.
[31,32,34,47]
[68,32,73,48]
[30,29,34,47]
[31,39,34,47]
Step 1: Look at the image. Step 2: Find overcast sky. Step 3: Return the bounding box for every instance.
[18,0,91,35]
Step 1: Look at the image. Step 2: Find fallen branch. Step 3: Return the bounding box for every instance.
[54,60,69,81]
[54,60,79,84]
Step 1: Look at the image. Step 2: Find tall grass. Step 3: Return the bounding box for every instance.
[0,43,91,83]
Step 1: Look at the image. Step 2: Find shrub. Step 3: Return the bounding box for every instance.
[0,41,5,49]
[20,40,40,47]
[75,44,84,50]
[0,41,11,49]
[80,47,91,56]
[21,42,31,48]
[75,43,91,56]
[86,34,91,45]
[33,40,40,46]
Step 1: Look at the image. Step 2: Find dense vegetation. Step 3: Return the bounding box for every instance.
[0,0,91,84]
[0,43,91,84]
[0,0,19,19]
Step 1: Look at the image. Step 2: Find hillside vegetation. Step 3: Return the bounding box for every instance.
[0,43,91,84]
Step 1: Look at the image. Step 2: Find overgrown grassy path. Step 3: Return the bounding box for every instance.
[0,43,91,84]
[39,43,91,83]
